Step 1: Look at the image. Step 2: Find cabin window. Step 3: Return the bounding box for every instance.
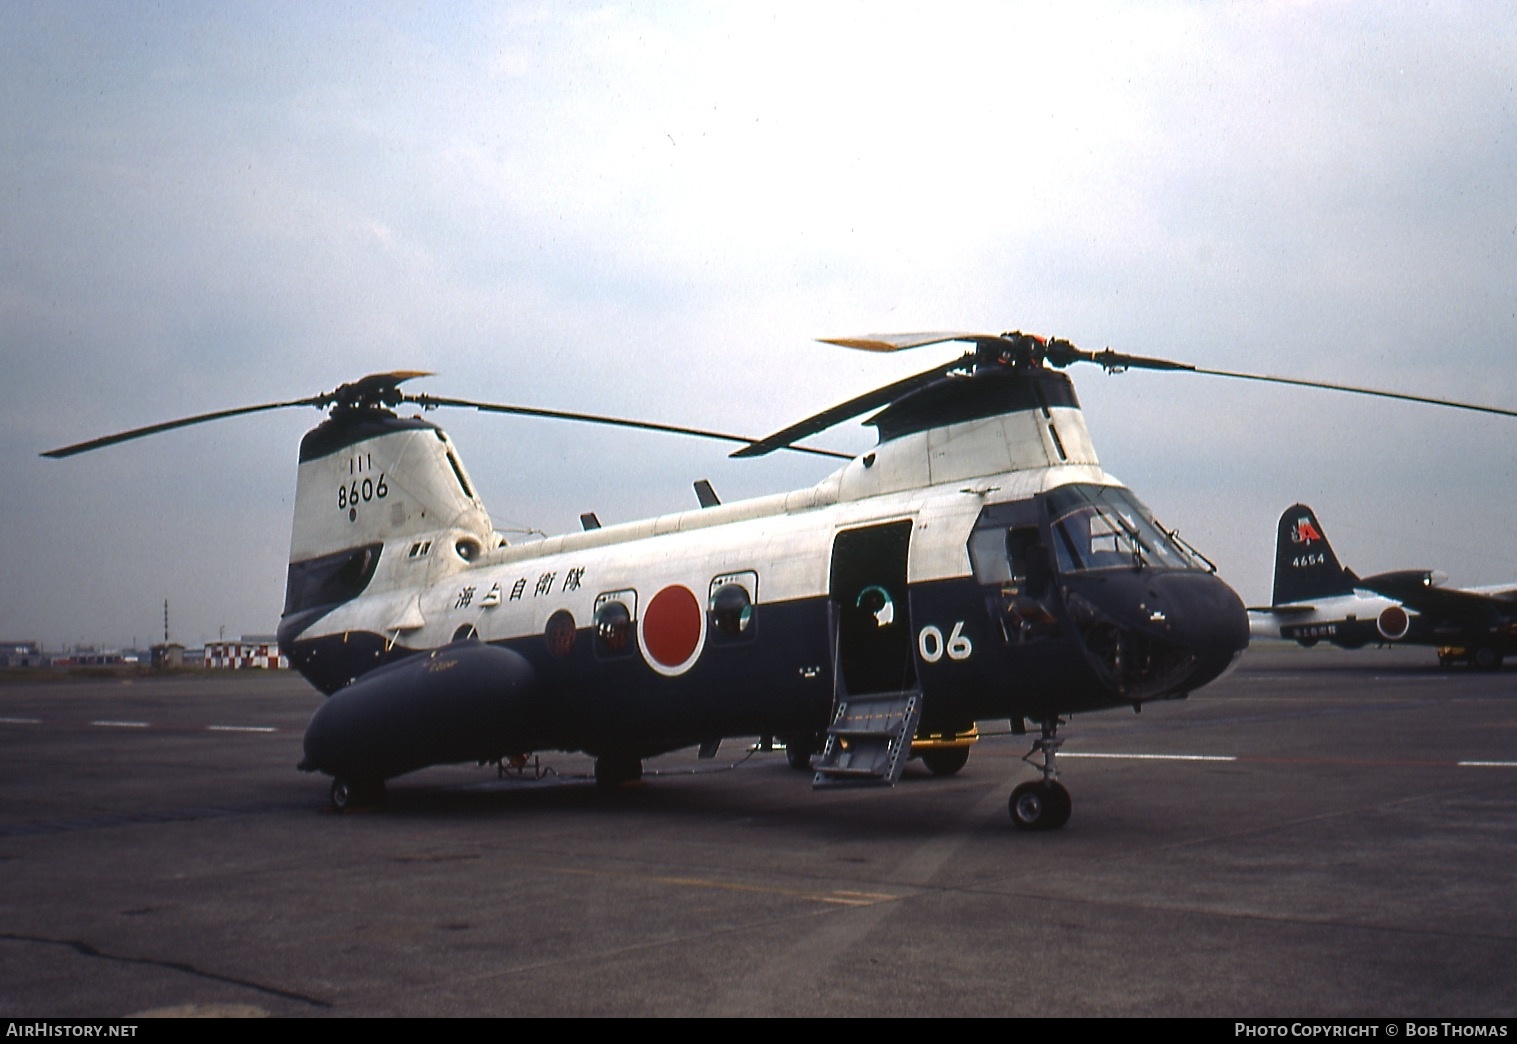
[593,591,637,657]
[545,609,577,658]
[708,572,757,642]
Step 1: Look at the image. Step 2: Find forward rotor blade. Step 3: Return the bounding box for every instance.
[41,396,325,458]
[824,330,1517,418]
[1188,367,1517,420]
[730,356,968,458]
[412,395,853,460]
[821,332,1003,353]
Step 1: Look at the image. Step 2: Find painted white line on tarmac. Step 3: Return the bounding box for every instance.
[91,720,149,728]
[1062,752,1237,762]
[207,725,278,733]
[1067,752,1517,768]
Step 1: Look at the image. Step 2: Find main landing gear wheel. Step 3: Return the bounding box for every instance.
[781,731,827,772]
[919,746,971,777]
[781,734,819,771]
[330,777,385,811]
[1473,646,1504,671]
[594,755,644,789]
[1009,780,1071,831]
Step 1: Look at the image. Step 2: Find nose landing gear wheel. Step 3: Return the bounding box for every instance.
[1009,716,1072,830]
[330,777,385,811]
[1009,780,1071,831]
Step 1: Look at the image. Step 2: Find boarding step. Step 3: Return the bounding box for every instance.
[812,690,921,789]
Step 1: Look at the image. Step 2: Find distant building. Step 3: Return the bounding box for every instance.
[150,643,185,670]
[204,635,286,670]
[51,645,128,667]
[0,641,45,668]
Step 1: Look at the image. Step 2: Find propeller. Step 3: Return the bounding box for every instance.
[41,371,852,461]
[727,331,1517,457]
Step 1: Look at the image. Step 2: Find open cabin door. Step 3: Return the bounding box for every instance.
[813,520,922,787]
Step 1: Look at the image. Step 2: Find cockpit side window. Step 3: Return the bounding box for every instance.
[968,500,1044,585]
[969,502,1060,643]
[1007,526,1051,598]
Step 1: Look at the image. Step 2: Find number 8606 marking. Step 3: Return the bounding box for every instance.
[337,473,388,510]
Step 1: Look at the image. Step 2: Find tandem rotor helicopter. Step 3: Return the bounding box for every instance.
[44,331,1517,829]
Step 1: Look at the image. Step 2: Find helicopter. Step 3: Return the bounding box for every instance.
[43,331,1517,830]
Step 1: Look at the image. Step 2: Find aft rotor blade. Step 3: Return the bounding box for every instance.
[41,396,325,458]
[730,356,969,458]
[1189,367,1517,420]
[412,395,853,460]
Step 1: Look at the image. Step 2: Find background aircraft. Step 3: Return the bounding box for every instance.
[1247,504,1517,669]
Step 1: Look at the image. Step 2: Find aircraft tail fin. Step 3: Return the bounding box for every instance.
[1271,503,1357,606]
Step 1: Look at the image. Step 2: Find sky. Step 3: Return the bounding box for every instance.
[3,1,1516,651]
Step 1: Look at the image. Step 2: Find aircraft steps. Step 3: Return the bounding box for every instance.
[812,690,921,788]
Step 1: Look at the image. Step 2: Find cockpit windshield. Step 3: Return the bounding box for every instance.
[1045,484,1206,573]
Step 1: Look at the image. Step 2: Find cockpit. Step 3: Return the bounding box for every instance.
[968,482,1245,702]
[971,485,1207,588]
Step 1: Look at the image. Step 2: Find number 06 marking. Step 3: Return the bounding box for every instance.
[918,621,972,663]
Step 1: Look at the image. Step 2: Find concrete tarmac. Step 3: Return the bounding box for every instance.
[2,643,1514,1018]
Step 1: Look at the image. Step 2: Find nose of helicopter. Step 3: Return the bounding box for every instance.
[1147,569,1251,685]
[1061,568,1249,700]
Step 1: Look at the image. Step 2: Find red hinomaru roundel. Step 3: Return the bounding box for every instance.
[637,584,707,676]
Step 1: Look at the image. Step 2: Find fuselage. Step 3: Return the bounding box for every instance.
[1247,591,1413,648]
[280,364,1250,780]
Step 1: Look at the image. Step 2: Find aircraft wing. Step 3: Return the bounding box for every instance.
[1462,583,1517,600]
[1359,572,1517,621]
